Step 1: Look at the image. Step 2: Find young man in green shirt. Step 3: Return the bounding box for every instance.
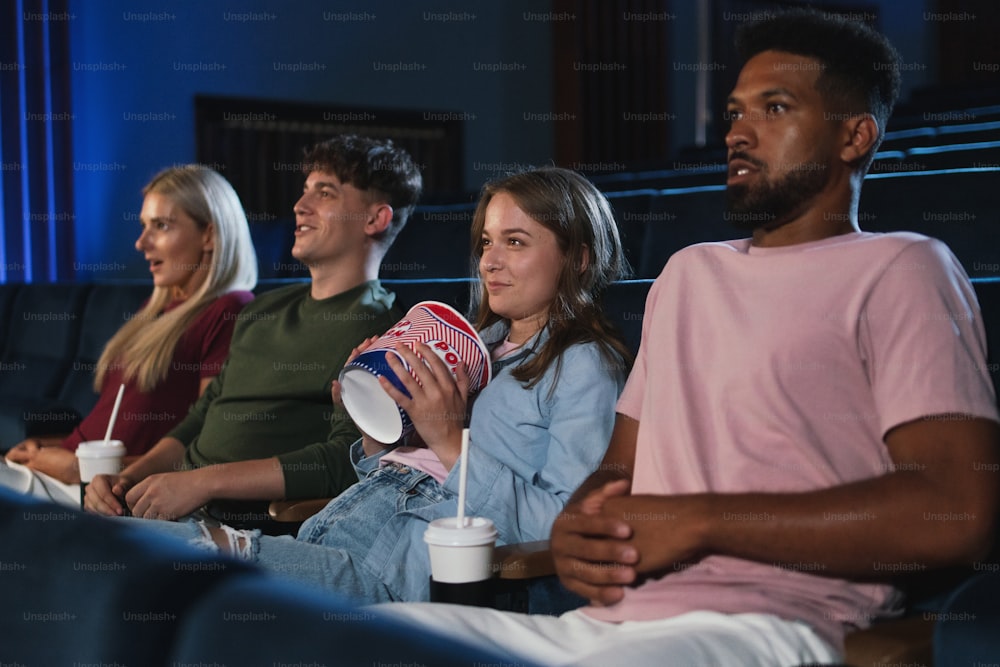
[84,135,423,521]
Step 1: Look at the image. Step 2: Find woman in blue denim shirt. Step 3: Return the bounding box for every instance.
[156,167,632,603]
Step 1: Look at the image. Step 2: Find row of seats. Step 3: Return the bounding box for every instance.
[370,166,1000,282]
[586,139,1000,194]
[0,277,642,446]
[870,139,1000,172]
[2,275,999,663]
[0,283,150,443]
[0,488,519,666]
[246,114,1000,282]
[877,117,1000,151]
[3,481,999,665]
[580,108,1000,192]
[3,277,999,448]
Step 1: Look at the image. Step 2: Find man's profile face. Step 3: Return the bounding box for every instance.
[724,50,842,231]
[291,170,375,268]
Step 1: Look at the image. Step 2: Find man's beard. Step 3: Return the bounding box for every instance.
[725,159,829,231]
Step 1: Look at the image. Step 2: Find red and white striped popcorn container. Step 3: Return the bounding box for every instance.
[339,301,492,443]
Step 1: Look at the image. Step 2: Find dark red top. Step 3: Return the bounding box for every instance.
[62,291,254,456]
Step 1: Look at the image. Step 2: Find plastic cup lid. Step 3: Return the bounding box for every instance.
[424,516,497,546]
[75,440,126,458]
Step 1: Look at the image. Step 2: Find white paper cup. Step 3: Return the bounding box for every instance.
[340,301,492,444]
[76,440,126,483]
[423,516,498,584]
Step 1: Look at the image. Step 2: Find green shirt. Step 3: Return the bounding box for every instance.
[168,281,403,498]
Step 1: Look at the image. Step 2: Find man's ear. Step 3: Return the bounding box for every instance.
[840,113,879,165]
[365,203,394,237]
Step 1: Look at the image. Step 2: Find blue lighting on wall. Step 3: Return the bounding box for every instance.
[0,0,73,284]
[17,0,36,281]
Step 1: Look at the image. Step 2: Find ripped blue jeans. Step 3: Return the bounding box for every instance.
[134,462,451,603]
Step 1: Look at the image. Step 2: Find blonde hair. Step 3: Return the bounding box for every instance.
[95,165,258,392]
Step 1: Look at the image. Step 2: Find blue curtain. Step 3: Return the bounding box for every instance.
[0,0,74,283]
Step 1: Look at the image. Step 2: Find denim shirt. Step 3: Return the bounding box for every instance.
[349,322,625,600]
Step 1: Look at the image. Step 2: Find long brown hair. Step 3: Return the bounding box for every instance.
[470,167,632,387]
[95,165,257,392]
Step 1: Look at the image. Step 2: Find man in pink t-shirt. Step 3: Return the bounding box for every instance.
[382,10,999,665]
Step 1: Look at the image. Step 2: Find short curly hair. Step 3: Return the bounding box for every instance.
[303,134,423,247]
[736,9,901,173]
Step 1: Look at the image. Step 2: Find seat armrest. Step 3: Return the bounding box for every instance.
[842,616,933,667]
[493,540,555,580]
[267,498,331,522]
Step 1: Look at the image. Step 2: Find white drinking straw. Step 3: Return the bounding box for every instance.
[103,383,126,444]
[456,428,470,528]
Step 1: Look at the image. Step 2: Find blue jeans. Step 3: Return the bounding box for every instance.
[131,462,451,603]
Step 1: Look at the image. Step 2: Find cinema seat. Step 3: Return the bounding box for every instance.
[0,488,254,665]
[169,574,533,666]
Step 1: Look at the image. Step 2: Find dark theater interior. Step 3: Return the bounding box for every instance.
[2,0,999,665]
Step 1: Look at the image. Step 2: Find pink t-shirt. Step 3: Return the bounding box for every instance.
[584,232,998,649]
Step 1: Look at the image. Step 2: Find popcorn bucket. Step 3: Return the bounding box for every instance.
[339,302,491,443]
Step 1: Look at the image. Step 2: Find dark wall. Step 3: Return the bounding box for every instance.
[68,0,555,281]
[63,0,994,282]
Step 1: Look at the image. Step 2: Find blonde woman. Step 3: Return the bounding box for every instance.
[3,165,257,501]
